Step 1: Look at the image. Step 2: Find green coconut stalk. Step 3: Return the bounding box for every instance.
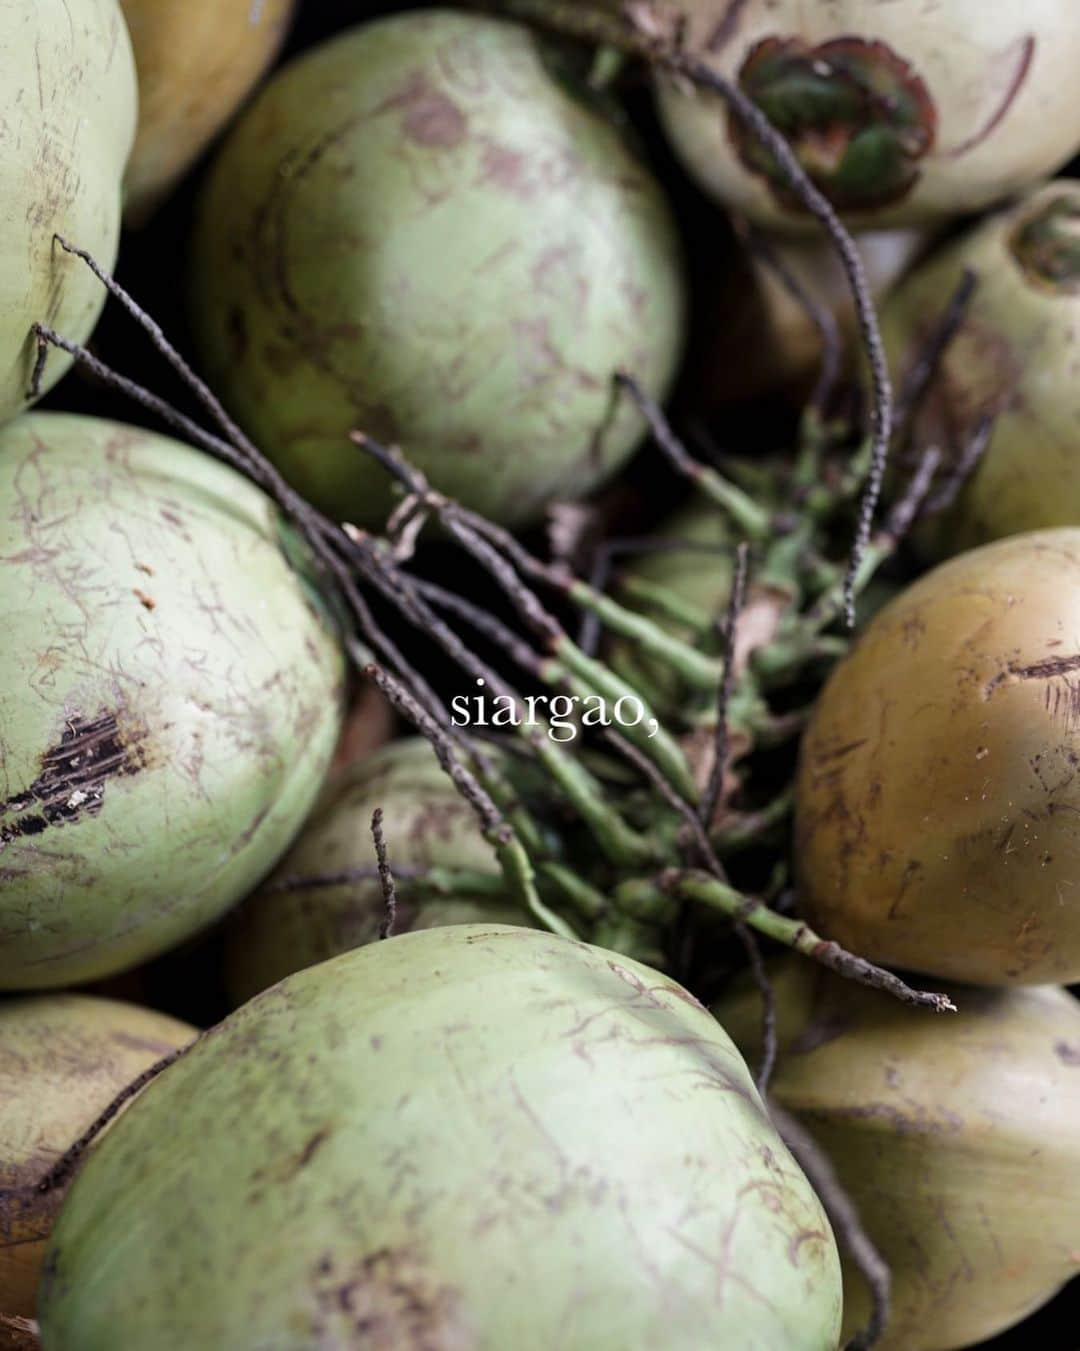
[224,738,532,1004]
[39,927,842,1349]
[0,414,345,989]
[0,995,195,1317]
[0,0,136,422]
[882,179,1080,556]
[716,958,1080,1349]
[797,526,1080,986]
[188,9,686,527]
[652,0,1080,232]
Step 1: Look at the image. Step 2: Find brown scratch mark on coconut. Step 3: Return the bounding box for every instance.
[0,710,150,850]
[787,1227,828,1265]
[280,1127,331,1181]
[310,1248,470,1349]
[132,588,156,611]
[0,1154,64,1246]
[1055,1040,1080,1066]
[942,35,1035,158]
[815,738,868,766]
[984,652,1080,699]
[887,858,924,919]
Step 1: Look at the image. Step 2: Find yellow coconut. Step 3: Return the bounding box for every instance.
[0,995,195,1316]
[796,528,1080,986]
[120,0,295,221]
[716,959,1080,1349]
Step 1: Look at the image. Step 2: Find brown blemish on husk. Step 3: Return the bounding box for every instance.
[984,653,1080,699]
[0,710,149,849]
[0,1314,40,1350]
[310,1249,471,1349]
[729,35,936,213]
[0,1154,64,1247]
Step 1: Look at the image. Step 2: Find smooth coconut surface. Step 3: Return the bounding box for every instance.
[39,927,842,1349]
[0,414,345,989]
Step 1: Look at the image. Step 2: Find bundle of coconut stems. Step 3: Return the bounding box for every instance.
[3,3,1080,1349]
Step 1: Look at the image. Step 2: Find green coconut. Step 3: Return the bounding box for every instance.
[188,9,686,527]
[39,926,841,1349]
[0,994,195,1318]
[0,0,136,421]
[796,527,1080,985]
[882,180,1080,557]
[225,738,528,1004]
[716,959,1080,1349]
[0,414,345,989]
[654,0,1080,232]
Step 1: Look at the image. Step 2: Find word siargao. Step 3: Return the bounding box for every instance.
[451,679,659,743]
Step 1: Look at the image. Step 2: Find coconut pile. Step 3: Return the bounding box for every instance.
[3,3,1080,1349]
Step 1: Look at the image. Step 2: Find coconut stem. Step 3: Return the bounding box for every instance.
[700,541,749,829]
[614,371,772,541]
[892,267,978,435]
[370,808,398,940]
[268,865,509,897]
[363,663,573,940]
[578,534,728,653]
[38,1043,196,1195]
[744,226,842,422]
[669,871,956,1014]
[475,0,894,619]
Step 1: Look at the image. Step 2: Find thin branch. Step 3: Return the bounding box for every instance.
[768,1104,891,1349]
[700,542,749,828]
[879,445,942,544]
[922,414,993,516]
[746,227,841,416]
[892,267,978,433]
[365,663,576,940]
[607,730,776,1093]
[614,371,771,540]
[370,807,398,939]
[38,1042,196,1194]
[475,0,893,624]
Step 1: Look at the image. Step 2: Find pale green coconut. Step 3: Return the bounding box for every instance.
[882,180,1080,556]
[0,0,136,420]
[39,926,841,1349]
[0,414,345,989]
[225,738,528,1004]
[655,0,1080,232]
[189,9,686,527]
